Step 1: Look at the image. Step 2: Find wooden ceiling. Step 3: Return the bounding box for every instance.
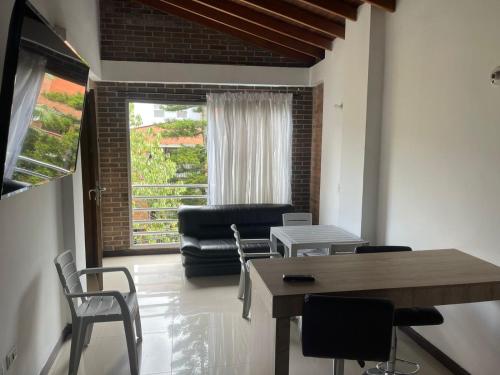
[136,0,396,65]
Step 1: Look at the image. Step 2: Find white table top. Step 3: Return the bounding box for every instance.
[270,225,366,248]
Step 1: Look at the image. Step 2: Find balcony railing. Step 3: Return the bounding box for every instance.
[131,183,208,246]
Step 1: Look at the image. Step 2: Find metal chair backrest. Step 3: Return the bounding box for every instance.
[355,245,412,254]
[54,250,83,316]
[230,224,244,260]
[282,212,312,226]
[302,295,394,362]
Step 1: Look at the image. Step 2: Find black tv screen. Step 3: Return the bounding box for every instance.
[0,0,89,198]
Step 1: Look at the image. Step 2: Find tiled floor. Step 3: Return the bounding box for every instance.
[49,254,452,375]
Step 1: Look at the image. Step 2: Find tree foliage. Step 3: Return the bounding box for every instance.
[129,103,208,245]
[42,91,85,110]
[161,119,206,140]
[12,97,82,185]
[129,103,143,127]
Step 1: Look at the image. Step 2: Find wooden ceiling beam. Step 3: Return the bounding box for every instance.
[239,0,345,39]
[298,0,358,21]
[159,0,324,59]
[136,0,316,64]
[362,0,396,12]
[193,0,334,50]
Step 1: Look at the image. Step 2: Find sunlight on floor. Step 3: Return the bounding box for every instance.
[49,254,452,375]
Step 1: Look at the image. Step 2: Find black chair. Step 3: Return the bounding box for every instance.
[355,246,444,375]
[302,295,395,375]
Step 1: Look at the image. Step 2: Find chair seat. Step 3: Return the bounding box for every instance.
[394,307,444,327]
[77,292,138,320]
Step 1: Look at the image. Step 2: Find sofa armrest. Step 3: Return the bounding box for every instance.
[180,235,201,252]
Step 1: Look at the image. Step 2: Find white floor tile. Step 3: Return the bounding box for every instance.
[49,254,453,375]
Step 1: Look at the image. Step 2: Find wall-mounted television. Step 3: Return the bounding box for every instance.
[0,0,89,199]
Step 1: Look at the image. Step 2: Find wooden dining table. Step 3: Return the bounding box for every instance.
[248,249,500,375]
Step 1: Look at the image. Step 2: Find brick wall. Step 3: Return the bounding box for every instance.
[100,0,310,67]
[310,83,323,225]
[96,82,313,251]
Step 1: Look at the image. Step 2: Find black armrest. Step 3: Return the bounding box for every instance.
[180,235,201,252]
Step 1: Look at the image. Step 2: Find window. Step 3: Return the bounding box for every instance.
[153,104,164,118]
[128,102,208,247]
[176,110,188,118]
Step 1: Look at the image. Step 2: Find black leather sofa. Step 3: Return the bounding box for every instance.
[178,204,293,277]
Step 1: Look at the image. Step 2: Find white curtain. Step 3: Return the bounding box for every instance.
[207,92,293,205]
[4,50,46,179]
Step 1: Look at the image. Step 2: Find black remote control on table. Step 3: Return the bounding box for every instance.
[282,274,315,282]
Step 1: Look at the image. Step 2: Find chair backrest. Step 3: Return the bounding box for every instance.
[230,224,244,261]
[54,250,84,315]
[302,295,394,362]
[282,212,312,226]
[355,245,412,254]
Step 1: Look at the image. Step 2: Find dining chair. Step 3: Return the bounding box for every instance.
[230,224,281,319]
[302,294,395,375]
[54,250,142,375]
[282,212,329,256]
[355,246,444,374]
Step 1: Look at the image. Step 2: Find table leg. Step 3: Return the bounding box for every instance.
[290,244,297,258]
[329,244,336,255]
[271,234,278,252]
[251,283,291,374]
[333,359,345,375]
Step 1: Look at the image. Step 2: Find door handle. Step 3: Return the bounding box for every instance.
[88,186,107,201]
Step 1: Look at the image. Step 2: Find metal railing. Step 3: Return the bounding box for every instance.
[13,155,72,180]
[131,183,208,246]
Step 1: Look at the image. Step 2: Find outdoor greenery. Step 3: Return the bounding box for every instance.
[11,90,82,185]
[129,103,208,246]
[42,91,85,110]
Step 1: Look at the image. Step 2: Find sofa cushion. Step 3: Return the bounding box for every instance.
[181,236,272,258]
[178,204,293,239]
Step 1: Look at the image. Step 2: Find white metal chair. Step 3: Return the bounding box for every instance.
[54,250,142,375]
[282,213,329,256]
[231,224,281,319]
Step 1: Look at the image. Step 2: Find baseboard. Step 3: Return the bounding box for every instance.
[103,248,180,257]
[39,324,72,375]
[400,327,471,375]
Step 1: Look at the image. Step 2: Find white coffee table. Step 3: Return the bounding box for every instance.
[270,225,368,257]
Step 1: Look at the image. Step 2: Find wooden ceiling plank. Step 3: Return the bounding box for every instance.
[299,0,358,21]
[158,0,325,59]
[362,0,396,12]
[239,0,345,39]
[194,0,334,50]
[136,0,316,63]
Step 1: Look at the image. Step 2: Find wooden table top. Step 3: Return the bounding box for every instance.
[249,249,500,316]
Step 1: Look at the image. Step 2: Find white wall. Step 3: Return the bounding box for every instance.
[30,0,101,79]
[378,0,500,372]
[310,45,345,226]
[0,0,99,373]
[313,1,500,371]
[310,5,385,243]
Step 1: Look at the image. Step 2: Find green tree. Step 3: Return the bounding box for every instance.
[160,104,203,112]
[12,94,83,185]
[129,103,143,127]
[160,119,208,204]
[42,91,85,110]
[130,128,185,245]
[129,103,208,245]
